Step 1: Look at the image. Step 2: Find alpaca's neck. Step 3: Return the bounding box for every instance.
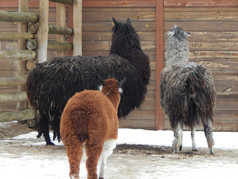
[110,38,146,68]
[110,37,141,59]
[166,37,189,66]
[110,38,150,85]
[106,94,120,110]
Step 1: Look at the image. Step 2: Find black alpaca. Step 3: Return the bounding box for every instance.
[26,17,151,145]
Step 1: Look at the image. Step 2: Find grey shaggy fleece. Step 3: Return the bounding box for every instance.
[160,25,216,154]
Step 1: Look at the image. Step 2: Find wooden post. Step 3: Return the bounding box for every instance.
[73,0,82,56]
[17,0,28,111]
[37,0,49,63]
[155,0,164,130]
[68,5,73,56]
[56,3,66,56]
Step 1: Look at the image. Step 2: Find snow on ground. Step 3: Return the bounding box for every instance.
[1,125,238,179]
[118,128,238,149]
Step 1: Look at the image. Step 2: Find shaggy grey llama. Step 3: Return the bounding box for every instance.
[160,25,216,154]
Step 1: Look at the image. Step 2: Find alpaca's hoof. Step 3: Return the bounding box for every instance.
[172,149,178,154]
[70,174,79,179]
[46,141,55,145]
[179,145,183,151]
[210,150,215,155]
[192,148,198,151]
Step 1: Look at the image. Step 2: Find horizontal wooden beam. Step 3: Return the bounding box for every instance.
[164,0,238,7]
[0,10,39,23]
[26,39,73,51]
[0,76,27,86]
[0,0,156,8]
[0,109,35,122]
[26,39,37,50]
[48,25,73,35]
[0,50,36,61]
[82,1,156,7]
[1,0,238,7]
[0,1,57,8]
[49,0,73,5]
[29,24,73,35]
[0,92,27,102]
[48,40,72,51]
[0,32,34,41]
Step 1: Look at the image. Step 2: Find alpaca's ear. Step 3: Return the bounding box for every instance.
[168,25,176,37]
[118,78,126,94]
[126,18,131,25]
[168,30,174,37]
[96,75,105,86]
[112,17,119,26]
[184,31,191,37]
[118,78,126,88]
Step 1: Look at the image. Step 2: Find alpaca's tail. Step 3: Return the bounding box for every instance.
[187,65,215,118]
[70,110,89,143]
[26,70,37,107]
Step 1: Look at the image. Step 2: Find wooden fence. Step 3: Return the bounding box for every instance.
[0,0,82,124]
[0,0,238,131]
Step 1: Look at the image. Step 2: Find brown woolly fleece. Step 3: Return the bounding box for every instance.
[60,79,121,179]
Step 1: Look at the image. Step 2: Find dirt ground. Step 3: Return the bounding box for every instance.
[1,122,238,179]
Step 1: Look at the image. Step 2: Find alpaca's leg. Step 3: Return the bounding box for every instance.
[51,115,61,142]
[99,140,117,179]
[66,145,83,179]
[180,131,183,151]
[38,112,54,145]
[172,120,183,153]
[202,116,215,154]
[86,144,103,179]
[191,126,198,151]
[99,159,105,179]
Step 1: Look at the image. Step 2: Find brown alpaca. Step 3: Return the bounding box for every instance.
[60,78,126,179]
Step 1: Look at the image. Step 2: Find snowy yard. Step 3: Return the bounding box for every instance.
[0,122,238,179]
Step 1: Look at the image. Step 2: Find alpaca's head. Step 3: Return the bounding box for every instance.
[98,78,126,109]
[166,25,191,66]
[110,17,141,56]
[168,25,191,40]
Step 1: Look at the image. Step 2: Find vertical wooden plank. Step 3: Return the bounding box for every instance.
[73,0,82,56]
[17,0,28,111]
[56,3,66,56]
[37,0,49,63]
[68,5,73,56]
[155,0,164,130]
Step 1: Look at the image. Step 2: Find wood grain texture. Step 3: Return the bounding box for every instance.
[37,0,49,63]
